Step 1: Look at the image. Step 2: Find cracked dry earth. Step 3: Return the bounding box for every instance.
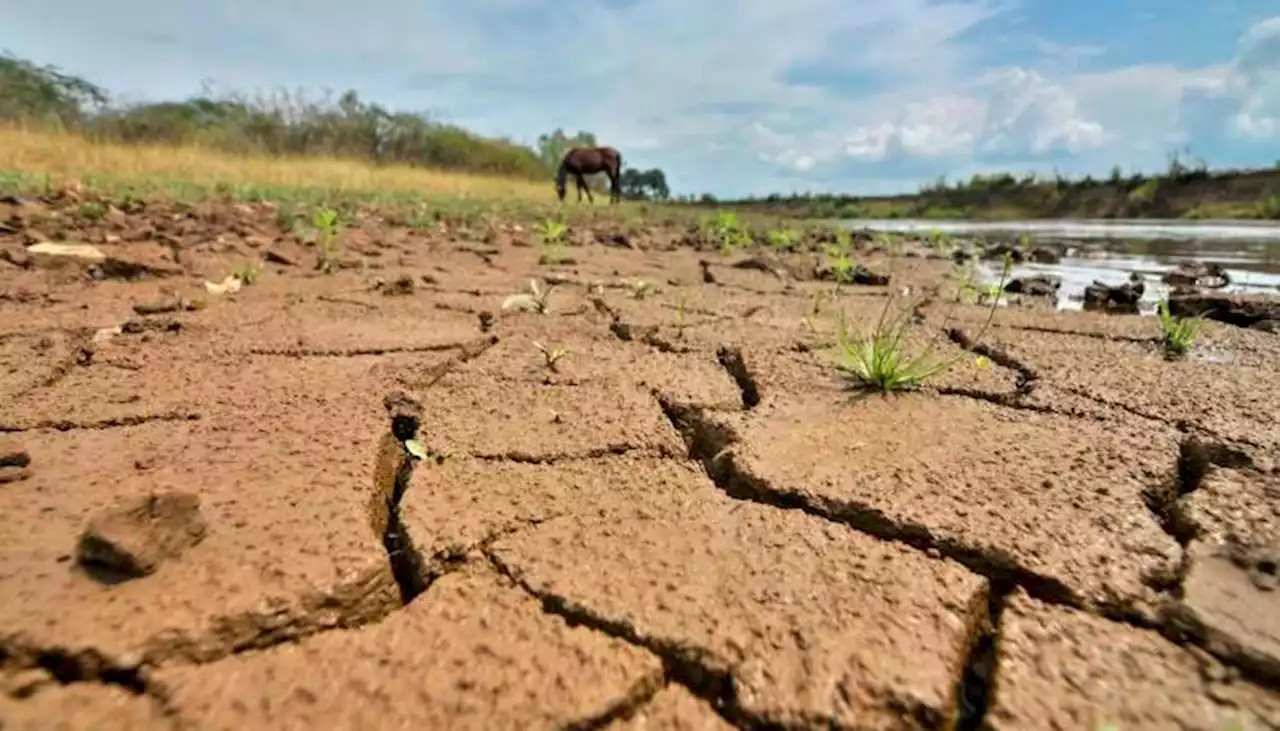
[2,200,1279,731]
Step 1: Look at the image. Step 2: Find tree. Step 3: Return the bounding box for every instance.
[619,167,670,200]
[536,128,598,170]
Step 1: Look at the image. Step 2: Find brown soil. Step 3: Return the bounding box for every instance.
[1,196,1278,729]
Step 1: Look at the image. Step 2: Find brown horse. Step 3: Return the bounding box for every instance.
[556,146,623,204]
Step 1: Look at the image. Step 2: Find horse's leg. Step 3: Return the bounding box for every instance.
[609,168,621,204]
[576,172,594,204]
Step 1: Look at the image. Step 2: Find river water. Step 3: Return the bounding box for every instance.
[841,218,1280,313]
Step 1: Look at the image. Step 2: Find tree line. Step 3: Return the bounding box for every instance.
[0,54,671,199]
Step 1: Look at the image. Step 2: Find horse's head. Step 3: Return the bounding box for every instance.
[555,177,567,201]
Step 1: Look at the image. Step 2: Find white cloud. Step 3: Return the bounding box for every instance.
[1228,16,1280,137]
[3,2,1278,195]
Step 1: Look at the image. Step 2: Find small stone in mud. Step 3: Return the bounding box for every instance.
[477,311,495,332]
[0,440,30,469]
[76,491,208,580]
[379,275,415,296]
[131,298,183,315]
[1005,275,1061,299]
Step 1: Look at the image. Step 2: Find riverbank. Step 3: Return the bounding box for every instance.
[701,167,1280,221]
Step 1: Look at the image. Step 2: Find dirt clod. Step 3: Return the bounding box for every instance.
[75,491,209,581]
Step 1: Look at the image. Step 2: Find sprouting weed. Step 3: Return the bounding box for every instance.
[825,244,858,284]
[534,217,567,244]
[629,279,654,299]
[403,438,449,465]
[833,254,1012,393]
[533,341,568,372]
[312,206,342,274]
[674,294,688,338]
[535,217,569,264]
[926,228,948,248]
[704,210,750,254]
[77,201,106,221]
[767,228,798,251]
[501,278,556,314]
[1156,298,1203,360]
[231,261,262,285]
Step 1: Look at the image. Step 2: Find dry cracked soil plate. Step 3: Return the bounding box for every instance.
[692,391,1182,617]
[482,457,988,729]
[155,569,662,731]
[0,354,428,667]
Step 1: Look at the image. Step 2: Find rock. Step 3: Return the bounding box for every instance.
[76,491,208,580]
[980,241,1026,263]
[264,245,301,266]
[26,241,106,264]
[1165,541,1280,684]
[1162,261,1231,289]
[378,275,416,296]
[1168,292,1280,332]
[1083,274,1144,314]
[1027,245,1062,264]
[0,440,30,469]
[1005,275,1062,299]
[813,261,891,286]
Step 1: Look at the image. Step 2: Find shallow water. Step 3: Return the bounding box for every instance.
[841,218,1280,313]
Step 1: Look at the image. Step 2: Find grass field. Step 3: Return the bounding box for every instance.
[0,126,558,207]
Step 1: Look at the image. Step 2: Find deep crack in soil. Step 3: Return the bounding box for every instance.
[945,326,1038,394]
[372,391,431,604]
[954,582,1012,731]
[482,548,786,731]
[715,346,761,409]
[655,394,1082,610]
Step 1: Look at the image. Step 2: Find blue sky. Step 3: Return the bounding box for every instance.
[3,1,1278,197]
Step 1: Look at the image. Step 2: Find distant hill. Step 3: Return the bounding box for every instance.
[683,164,1280,221]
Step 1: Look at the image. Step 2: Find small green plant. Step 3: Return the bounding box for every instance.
[403,438,449,465]
[767,228,798,251]
[1129,179,1159,204]
[833,255,1012,393]
[823,239,860,285]
[312,206,342,274]
[925,228,949,248]
[77,201,106,221]
[231,261,262,285]
[502,278,556,314]
[1256,194,1280,220]
[535,217,569,264]
[533,341,568,372]
[628,279,655,299]
[704,210,750,254]
[1156,298,1203,360]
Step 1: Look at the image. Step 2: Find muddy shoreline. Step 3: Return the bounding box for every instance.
[2,193,1278,730]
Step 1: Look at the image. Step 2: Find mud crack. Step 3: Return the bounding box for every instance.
[372,391,431,604]
[655,395,1081,610]
[0,638,174,719]
[483,549,783,731]
[395,334,500,391]
[250,341,469,357]
[946,327,1038,394]
[0,411,201,434]
[954,582,1012,731]
[469,443,679,465]
[560,676,666,731]
[716,346,761,410]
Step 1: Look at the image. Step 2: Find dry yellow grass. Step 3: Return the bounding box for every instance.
[0,126,555,202]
